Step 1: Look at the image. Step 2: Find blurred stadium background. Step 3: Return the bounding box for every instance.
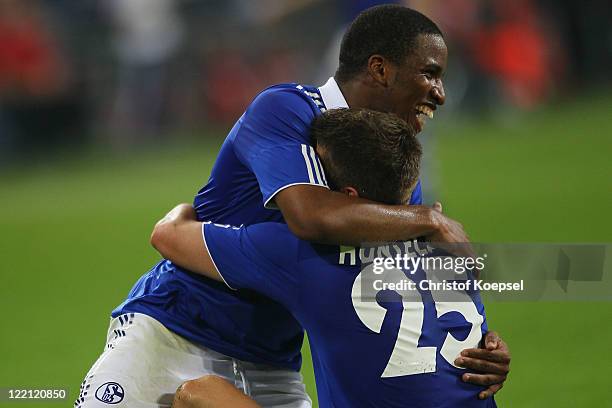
[1,0,610,407]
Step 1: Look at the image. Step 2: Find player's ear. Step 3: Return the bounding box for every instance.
[340,186,360,198]
[367,55,394,87]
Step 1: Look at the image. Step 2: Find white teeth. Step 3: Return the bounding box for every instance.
[416,105,434,119]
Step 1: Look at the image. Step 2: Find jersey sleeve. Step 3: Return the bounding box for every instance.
[232,87,329,209]
[202,221,301,310]
[408,179,423,205]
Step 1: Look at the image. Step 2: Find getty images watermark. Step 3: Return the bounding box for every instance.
[344,241,611,302]
[370,251,524,294]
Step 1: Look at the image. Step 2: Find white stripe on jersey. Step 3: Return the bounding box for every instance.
[301,144,316,184]
[316,156,328,185]
[304,91,321,99]
[308,146,325,186]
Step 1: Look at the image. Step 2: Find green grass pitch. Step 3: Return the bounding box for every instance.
[1,94,610,407]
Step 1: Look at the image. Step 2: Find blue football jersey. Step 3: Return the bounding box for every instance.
[204,221,495,408]
[113,79,424,370]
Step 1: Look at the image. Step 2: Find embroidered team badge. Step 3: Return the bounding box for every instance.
[95,382,125,404]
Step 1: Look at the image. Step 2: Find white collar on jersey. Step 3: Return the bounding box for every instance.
[318,77,349,110]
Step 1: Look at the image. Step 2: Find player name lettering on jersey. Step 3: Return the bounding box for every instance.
[338,240,434,266]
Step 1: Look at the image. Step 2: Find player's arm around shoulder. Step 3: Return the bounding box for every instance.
[275,185,466,246]
[150,203,221,282]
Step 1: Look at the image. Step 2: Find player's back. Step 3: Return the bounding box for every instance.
[204,221,496,407]
[301,243,495,407]
[299,241,495,407]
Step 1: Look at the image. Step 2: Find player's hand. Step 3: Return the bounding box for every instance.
[426,202,475,258]
[455,331,511,400]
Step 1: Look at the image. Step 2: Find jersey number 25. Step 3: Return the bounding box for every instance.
[351,263,484,377]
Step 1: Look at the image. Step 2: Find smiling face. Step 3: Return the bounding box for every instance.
[382,33,448,133]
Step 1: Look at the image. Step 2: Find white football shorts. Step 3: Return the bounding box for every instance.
[75,313,311,408]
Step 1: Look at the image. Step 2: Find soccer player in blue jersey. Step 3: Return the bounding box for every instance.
[76,6,509,408]
[154,108,505,408]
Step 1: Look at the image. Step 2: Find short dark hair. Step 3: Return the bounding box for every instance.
[311,108,421,205]
[336,5,443,83]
